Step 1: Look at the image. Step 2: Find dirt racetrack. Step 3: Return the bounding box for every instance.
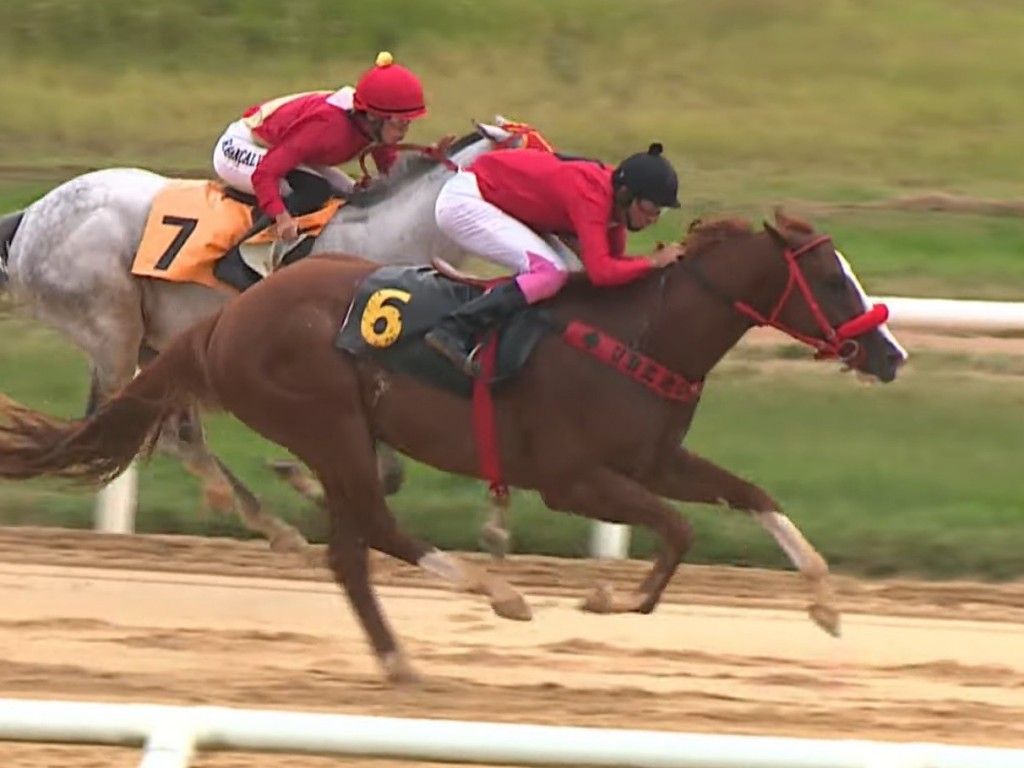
[1,528,1024,767]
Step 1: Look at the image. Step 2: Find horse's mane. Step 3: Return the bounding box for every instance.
[550,217,754,295]
[680,216,755,259]
[347,129,486,208]
[679,211,815,258]
[557,211,816,294]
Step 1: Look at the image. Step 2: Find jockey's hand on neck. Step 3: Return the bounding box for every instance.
[274,212,298,241]
[648,242,685,267]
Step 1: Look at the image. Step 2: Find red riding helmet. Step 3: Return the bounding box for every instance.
[353,51,427,119]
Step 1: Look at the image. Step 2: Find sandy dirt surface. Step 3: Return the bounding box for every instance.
[1,528,1023,767]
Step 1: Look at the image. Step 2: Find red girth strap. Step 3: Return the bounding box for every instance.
[471,320,700,502]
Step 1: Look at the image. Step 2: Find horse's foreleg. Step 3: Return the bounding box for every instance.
[541,467,693,614]
[646,446,839,637]
[477,494,512,560]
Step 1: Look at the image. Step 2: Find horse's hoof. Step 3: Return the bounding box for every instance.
[809,603,842,637]
[265,459,302,479]
[386,667,423,686]
[268,529,311,556]
[479,524,511,560]
[580,582,615,614]
[491,592,532,622]
[382,653,422,685]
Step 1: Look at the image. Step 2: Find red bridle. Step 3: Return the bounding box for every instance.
[353,122,550,187]
[731,234,890,362]
[354,141,459,187]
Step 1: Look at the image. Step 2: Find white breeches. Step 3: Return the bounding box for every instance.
[211,119,355,197]
[434,170,573,303]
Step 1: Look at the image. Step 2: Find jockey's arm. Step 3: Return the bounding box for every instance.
[570,195,654,287]
[312,165,357,196]
[251,118,336,217]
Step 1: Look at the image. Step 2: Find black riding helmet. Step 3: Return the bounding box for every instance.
[612,143,681,209]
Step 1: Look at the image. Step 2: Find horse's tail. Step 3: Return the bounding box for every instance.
[0,312,220,485]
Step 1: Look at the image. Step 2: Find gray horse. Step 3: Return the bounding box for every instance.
[0,118,537,560]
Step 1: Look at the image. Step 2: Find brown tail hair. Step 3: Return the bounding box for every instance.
[0,314,220,486]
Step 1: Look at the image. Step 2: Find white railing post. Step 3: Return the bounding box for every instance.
[138,716,197,768]
[589,522,631,560]
[94,461,138,534]
[92,366,140,535]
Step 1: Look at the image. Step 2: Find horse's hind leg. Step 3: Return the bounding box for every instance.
[270,449,530,619]
[158,406,314,558]
[136,346,314,558]
[316,468,418,683]
[646,446,839,637]
[541,466,694,615]
[275,411,423,682]
[269,449,516,564]
[358,492,531,621]
[267,448,515,561]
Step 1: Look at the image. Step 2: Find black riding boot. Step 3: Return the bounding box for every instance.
[424,280,529,375]
[214,171,334,292]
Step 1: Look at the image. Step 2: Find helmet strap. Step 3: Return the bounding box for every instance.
[612,186,633,224]
[352,111,384,142]
[367,114,387,142]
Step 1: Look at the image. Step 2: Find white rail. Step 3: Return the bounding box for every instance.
[1,698,1022,768]
[875,295,1024,331]
[95,295,1024,559]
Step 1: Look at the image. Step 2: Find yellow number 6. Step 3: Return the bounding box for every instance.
[360,288,412,348]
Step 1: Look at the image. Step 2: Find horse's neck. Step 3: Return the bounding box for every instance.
[648,235,783,378]
[556,276,663,344]
[571,237,778,382]
[314,136,495,262]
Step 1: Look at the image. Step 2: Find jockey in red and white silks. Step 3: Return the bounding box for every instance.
[426,143,687,374]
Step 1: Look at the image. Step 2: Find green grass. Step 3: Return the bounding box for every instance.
[3,0,1024,204]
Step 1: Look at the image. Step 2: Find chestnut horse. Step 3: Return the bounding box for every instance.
[0,211,906,683]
